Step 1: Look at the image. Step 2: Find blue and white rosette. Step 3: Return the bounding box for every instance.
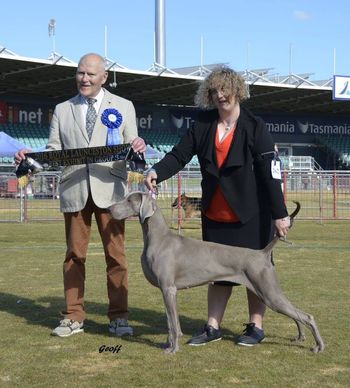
[101,108,123,145]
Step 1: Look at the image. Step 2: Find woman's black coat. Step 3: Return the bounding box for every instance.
[153,106,288,224]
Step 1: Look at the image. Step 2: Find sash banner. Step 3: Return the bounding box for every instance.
[16,143,146,178]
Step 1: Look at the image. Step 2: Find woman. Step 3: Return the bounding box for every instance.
[144,66,290,347]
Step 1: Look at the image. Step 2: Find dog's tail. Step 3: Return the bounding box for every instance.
[262,201,301,255]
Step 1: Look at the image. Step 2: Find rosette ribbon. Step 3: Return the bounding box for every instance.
[101,108,123,146]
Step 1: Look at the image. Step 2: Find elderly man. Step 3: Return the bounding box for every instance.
[16,53,146,337]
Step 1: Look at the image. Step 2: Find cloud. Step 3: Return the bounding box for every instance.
[293,10,311,21]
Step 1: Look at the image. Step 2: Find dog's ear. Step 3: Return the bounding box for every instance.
[139,193,155,223]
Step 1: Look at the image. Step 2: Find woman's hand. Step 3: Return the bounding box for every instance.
[275,217,291,237]
[144,169,158,192]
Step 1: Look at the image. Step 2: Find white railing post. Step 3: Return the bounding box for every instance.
[19,187,24,223]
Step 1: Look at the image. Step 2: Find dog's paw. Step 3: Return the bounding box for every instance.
[161,340,179,354]
[163,346,179,355]
[311,343,325,353]
[291,334,306,343]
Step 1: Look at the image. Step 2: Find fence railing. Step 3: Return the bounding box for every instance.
[279,155,323,171]
[1,170,350,223]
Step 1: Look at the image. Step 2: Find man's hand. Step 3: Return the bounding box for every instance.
[131,137,146,153]
[14,149,31,165]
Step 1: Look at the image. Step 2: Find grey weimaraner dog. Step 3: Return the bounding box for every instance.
[110,192,324,354]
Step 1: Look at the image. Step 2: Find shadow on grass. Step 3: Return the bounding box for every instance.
[0,292,238,350]
[0,292,312,351]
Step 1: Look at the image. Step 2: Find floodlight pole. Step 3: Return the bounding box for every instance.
[197,35,206,76]
[246,41,251,97]
[246,41,250,72]
[149,0,168,73]
[289,43,292,77]
[200,35,204,68]
[52,34,56,54]
[105,25,108,58]
[155,0,166,68]
[48,18,56,56]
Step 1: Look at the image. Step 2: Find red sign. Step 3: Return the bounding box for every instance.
[0,101,7,124]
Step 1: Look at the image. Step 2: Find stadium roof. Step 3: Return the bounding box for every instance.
[1,47,350,115]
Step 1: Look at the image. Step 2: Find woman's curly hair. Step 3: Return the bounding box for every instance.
[194,66,249,109]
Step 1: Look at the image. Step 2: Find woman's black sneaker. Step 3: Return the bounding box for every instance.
[236,322,265,346]
[187,324,222,346]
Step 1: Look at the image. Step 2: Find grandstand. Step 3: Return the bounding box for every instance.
[0,124,200,166]
[1,123,49,149]
[316,136,350,168]
[1,1,349,224]
[1,47,350,171]
[0,116,348,171]
[2,0,350,171]
[138,128,181,152]
[0,123,48,164]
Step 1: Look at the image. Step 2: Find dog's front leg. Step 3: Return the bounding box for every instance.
[161,285,180,354]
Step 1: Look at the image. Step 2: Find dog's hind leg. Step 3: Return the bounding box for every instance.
[161,285,182,354]
[248,270,325,353]
[293,319,306,343]
[271,302,324,353]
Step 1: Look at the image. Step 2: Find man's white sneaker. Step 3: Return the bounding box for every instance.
[109,318,133,336]
[51,319,84,337]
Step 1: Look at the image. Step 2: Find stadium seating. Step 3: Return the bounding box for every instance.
[138,130,202,165]
[0,124,198,166]
[317,136,350,167]
[0,123,49,164]
[4,124,349,169]
[138,129,181,148]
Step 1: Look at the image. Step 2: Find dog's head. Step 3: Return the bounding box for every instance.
[109,192,156,224]
[172,193,187,209]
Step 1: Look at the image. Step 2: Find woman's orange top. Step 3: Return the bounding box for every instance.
[204,127,240,223]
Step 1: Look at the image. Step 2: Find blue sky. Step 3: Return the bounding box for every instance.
[0,0,348,81]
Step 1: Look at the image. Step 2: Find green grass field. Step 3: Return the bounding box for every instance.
[0,218,350,387]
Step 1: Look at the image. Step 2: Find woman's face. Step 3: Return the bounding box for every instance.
[210,88,237,112]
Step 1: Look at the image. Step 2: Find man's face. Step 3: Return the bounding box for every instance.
[76,55,108,98]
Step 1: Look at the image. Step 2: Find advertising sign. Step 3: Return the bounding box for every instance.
[333,75,350,101]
